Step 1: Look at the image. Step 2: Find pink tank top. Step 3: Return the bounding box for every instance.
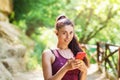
[51,49,80,80]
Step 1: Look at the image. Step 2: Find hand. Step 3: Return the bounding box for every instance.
[65,58,81,71]
[76,59,87,73]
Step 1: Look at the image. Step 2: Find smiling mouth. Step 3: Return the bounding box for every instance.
[65,39,70,42]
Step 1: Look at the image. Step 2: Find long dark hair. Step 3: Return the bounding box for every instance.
[56,15,89,67]
[68,35,89,67]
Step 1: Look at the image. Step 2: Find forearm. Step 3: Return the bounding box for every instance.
[79,71,87,80]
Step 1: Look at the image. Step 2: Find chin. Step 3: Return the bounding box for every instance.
[65,42,70,45]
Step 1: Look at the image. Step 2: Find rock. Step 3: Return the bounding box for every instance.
[0,21,34,80]
[0,0,36,79]
[0,38,13,59]
[0,13,9,22]
[0,0,13,14]
[12,44,26,58]
[0,38,26,59]
[0,62,13,80]
[0,0,13,22]
[0,21,20,43]
[2,58,25,74]
[0,21,35,49]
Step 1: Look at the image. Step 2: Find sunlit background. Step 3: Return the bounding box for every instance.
[0,0,120,80]
[12,0,120,67]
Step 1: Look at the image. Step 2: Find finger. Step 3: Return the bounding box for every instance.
[75,59,83,63]
[68,58,74,64]
[75,60,82,65]
[72,61,81,69]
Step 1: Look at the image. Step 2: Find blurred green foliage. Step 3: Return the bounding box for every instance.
[11,0,120,69]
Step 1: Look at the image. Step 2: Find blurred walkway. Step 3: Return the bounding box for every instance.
[87,64,107,80]
[13,64,107,80]
[13,68,44,80]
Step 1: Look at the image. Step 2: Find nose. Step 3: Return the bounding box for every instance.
[66,34,70,39]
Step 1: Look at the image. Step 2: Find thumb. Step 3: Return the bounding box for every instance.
[68,58,75,63]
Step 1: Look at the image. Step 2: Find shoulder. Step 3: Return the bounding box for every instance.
[42,49,52,57]
[42,49,56,64]
[42,49,56,59]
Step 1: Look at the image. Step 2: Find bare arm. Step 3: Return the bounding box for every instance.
[42,50,69,80]
[80,71,87,80]
[75,59,87,80]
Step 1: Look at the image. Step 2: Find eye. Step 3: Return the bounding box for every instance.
[62,32,65,35]
[70,31,73,35]
[62,31,66,35]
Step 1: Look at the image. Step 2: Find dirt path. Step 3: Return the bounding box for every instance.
[13,68,44,80]
[87,64,107,80]
[13,64,107,80]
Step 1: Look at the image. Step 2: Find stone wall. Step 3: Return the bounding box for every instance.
[0,0,34,80]
[0,0,13,22]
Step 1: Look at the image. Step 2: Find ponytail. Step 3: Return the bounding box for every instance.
[56,15,66,21]
[68,35,83,56]
[68,35,89,67]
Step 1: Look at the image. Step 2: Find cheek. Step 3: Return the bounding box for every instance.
[57,34,64,40]
[58,35,67,43]
[58,35,65,41]
[70,35,73,40]
[70,34,74,38]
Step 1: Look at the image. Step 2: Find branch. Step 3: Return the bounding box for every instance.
[73,10,83,23]
[82,6,118,43]
[79,8,94,42]
[84,8,93,30]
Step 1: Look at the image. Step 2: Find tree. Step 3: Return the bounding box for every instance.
[63,0,120,44]
[12,0,120,44]
[13,0,65,37]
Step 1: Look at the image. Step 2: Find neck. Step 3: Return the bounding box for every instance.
[57,43,68,50]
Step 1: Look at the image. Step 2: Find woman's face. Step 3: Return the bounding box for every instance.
[57,25,74,45]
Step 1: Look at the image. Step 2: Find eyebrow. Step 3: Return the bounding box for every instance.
[61,30,73,33]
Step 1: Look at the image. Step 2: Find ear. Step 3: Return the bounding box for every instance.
[54,30,58,36]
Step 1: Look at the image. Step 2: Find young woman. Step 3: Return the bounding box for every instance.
[42,15,89,80]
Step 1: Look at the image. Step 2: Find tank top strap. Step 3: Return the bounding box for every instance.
[50,49,61,58]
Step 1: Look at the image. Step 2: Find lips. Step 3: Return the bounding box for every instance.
[65,39,69,42]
